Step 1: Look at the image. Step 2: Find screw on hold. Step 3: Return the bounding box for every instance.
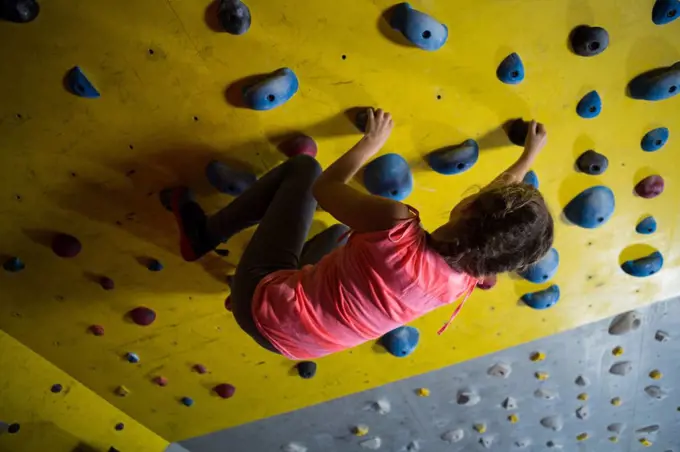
[147,259,163,271]
[473,423,487,433]
[115,386,129,397]
[487,362,511,378]
[530,351,545,362]
[655,330,670,342]
[649,369,663,380]
[611,397,622,406]
[575,375,589,386]
[193,364,208,374]
[645,385,668,399]
[612,346,624,356]
[508,414,519,423]
[576,433,589,441]
[114,422,124,431]
[609,311,642,335]
[181,396,194,407]
[441,429,464,443]
[609,436,619,443]
[639,438,653,447]
[608,423,625,434]
[535,371,549,381]
[415,388,430,397]
[352,424,369,437]
[125,352,140,364]
[296,361,317,379]
[154,376,168,387]
[478,436,493,449]
[636,425,660,434]
[359,437,382,450]
[540,415,563,432]
[577,393,588,401]
[7,423,20,434]
[3,257,25,272]
[502,397,518,410]
[100,276,115,290]
[576,405,590,420]
[89,325,105,336]
[456,389,480,406]
[534,388,558,400]
[371,398,391,414]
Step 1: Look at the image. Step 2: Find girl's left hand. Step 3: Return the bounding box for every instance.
[365,108,394,148]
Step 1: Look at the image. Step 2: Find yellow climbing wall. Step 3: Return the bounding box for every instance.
[1,0,679,445]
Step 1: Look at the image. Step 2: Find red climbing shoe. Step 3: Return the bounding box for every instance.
[167,187,218,262]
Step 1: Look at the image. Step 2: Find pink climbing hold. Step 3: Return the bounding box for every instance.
[154,376,168,387]
[214,383,236,399]
[129,306,156,326]
[193,364,208,374]
[477,275,497,290]
[225,296,232,312]
[89,325,105,336]
[279,135,318,158]
[100,276,115,290]
[52,233,82,258]
[635,175,664,199]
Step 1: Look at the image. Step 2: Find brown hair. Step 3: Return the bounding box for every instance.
[427,183,554,278]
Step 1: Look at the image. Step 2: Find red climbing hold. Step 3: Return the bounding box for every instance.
[214,383,236,399]
[89,325,105,336]
[279,135,318,158]
[635,175,665,199]
[129,306,156,326]
[193,364,208,374]
[100,276,115,290]
[225,296,232,312]
[477,275,497,290]
[154,376,168,387]
[52,233,82,258]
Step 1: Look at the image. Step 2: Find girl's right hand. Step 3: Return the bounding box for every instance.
[365,108,394,148]
[524,120,547,155]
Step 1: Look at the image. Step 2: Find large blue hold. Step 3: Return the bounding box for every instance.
[641,127,669,152]
[652,0,679,25]
[496,53,525,85]
[389,3,448,51]
[523,170,539,189]
[521,285,560,310]
[636,216,657,234]
[520,248,559,283]
[427,139,479,175]
[363,153,413,201]
[205,160,256,196]
[621,251,664,277]
[564,186,615,229]
[66,67,100,98]
[243,68,299,111]
[576,91,602,118]
[380,326,420,357]
[629,62,680,101]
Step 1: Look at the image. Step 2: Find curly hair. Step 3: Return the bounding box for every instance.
[427,182,554,278]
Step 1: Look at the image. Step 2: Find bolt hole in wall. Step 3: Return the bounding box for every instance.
[148,48,154,55]
[267,94,276,102]
[422,30,431,39]
[341,54,347,60]
[670,85,677,93]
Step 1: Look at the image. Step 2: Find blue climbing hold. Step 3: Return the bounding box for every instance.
[206,160,256,196]
[497,53,525,85]
[125,352,140,364]
[427,139,479,175]
[363,153,413,201]
[523,170,539,189]
[243,68,299,111]
[629,62,680,101]
[652,0,679,25]
[66,67,100,98]
[181,397,194,407]
[576,150,608,175]
[520,248,559,283]
[621,251,664,277]
[389,3,448,51]
[381,326,420,357]
[564,186,615,229]
[3,257,25,273]
[147,259,163,272]
[521,285,560,310]
[576,91,602,118]
[636,216,657,235]
[641,127,669,152]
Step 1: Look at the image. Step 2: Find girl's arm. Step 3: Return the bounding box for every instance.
[313,109,412,233]
[491,120,547,185]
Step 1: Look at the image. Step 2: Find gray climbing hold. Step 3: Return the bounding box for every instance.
[546,440,562,449]
[456,389,480,406]
[655,330,670,342]
[636,425,660,434]
[281,443,307,452]
[609,361,633,376]
[570,25,609,57]
[575,375,590,387]
[576,150,608,175]
[540,415,564,432]
[359,437,382,450]
[371,399,391,414]
[488,363,511,378]
[514,439,531,449]
[644,385,668,399]
[441,429,464,443]
[534,389,558,400]
[607,423,626,434]
[609,311,642,335]
[576,406,590,420]
[218,0,251,35]
[405,441,420,451]
[502,397,518,410]
[479,437,493,449]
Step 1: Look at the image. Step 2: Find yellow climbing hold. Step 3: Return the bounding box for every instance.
[639,438,652,447]
[577,393,588,401]
[473,423,487,434]
[612,346,624,356]
[508,414,519,424]
[535,371,549,381]
[530,351,546,362]
[649,370,662,380]
[416,388,431,397]
[576,433,589,441]
[115,385,129,397]
[352,425,369,437]
[609,436,619,443]
[611,397,622,406]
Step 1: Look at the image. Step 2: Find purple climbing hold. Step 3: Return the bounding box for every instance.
[224,296,233,312]
[3,256,25,273]
[52,233,82,258]
[0,0,39,23]
[193,364,208,374]
[635,175,664,199]
[100,276,115,290]
[476,275,497,290]
[279,135,318,158]
[214,383,236,399]
[51,384,63,393]
[114,422,124,431]
[89,324,105,336]
[129,306,156,326]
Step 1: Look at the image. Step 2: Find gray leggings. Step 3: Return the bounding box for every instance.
[207,155,349,354]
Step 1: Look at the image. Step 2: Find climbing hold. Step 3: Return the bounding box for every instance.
[564,186,615,228]
[243,68,299,111]
[52,233,82,258]
[282,443,307,452]
[514,439,530,449]
[205,160,256,196]
[3,257,25,273]
[611,397,622,406]
[621,251,664,278]
[126,352,140,364]
[609,436,619,443]
[535,371,549,381]
[520,248,559,283]
[576,433,589,441]
[66,67,100,98]
[478,437,493,449]
[99,276,115,290]
[456,389,480,406]
[279,135,318,158]
[540,415,563,432]
[577,393,588,401]
[297,361,317,379]
[655,330,670,342]
[576,91,602,119]
[570,25,609,57]
[636,216,657,235]
[508,414,519,424]
[147,259,163,272]
[217,0,250,35]
[608,423,625,434]
[415,388,430,397]
[115,386,129,397]
[612,346,624,356]
[224,296,232,312]
[521,285,560,310]
[641,127,669,152]
[7,423,20,434]
[51,384,63,393]
[359,437,382,450]
[635,175,665,199]
[575,375,589,386]
[129,307,156,326]
[609,361,632,376]
[576,150,608,175]
[405,440,420,451]
[649,369,663,380]
[487,363,511,378]
[507,119,529,146]
[523,170,539,189]
[389,2,448,51]
[473,423,487,434]
[496,53,525,84]
[364,154,413,201]
[534,388,557,400]
[501,397,517,410]
[427,139,479,175]
[214,249,229,257]
[653,0,680,25]
[609,311,642,335]
[181,396,194,407]
[193,364,208,374]
[530,351,546,362]
[546,441,560,449]
[645,385,668,399]
[114,422,125,431]
[0,0,39,22]
[476,275,497,290]
[352,425,369,437]
[637,425,660,434]
[640,438,653,447]
[628,62,680,101]
[380,326,419,357]
[353,108,371,133]
[89,325,105,336]
[154,376,168,387]
[575,406,590,420]
[372,398,391,414]
[214,383,236,399]
[440,429,464,443]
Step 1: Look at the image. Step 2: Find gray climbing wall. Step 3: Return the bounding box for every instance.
[180,297,680,452]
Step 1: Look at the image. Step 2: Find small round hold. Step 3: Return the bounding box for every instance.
[636,216,657,235]
[7,423,20,434]
[114,422,125,431]
[508,414,519,424]
[496,52,525,84]
[415,388,430,397]
[576,150,608,175]
[214,383,236,399]
[52,233,82,258]
[523,170,539,189]
[577,393,589,401]
[576,91,602,119]
[476,275,496,290]
[279,135,318,158]
[0,0,40,23]
[3,256,25,273]
[611,397,622,406]
[100,276,115,290]
[506,118,529,146]
[126,352,140,364]
[181,396,194,407]
[352,424,370,437]
[154,376,168,387]
[115,386,130,397]
[129,306,156,326]
[297,361,317,379]
[649,369,663,380]
[193,364,208,374]
[89,324,105,336]
[51,383,63,393]
[576,433,589,441]
[535,371,549,381]
[147,259,163,272]
[612,346,624,356]
[224,296,233,312]
[530,351,546,362]
[635,175,665,199]
[570,25,609,56]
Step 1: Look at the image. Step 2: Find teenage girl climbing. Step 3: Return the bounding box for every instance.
[166,109,553,359]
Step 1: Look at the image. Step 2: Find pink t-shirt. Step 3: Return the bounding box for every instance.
[251,214,476,360]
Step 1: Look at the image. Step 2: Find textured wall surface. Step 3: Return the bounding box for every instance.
[1,0,679,446]
[181,297,680,452]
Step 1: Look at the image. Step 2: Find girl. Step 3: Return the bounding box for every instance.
[167,109,553,360]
